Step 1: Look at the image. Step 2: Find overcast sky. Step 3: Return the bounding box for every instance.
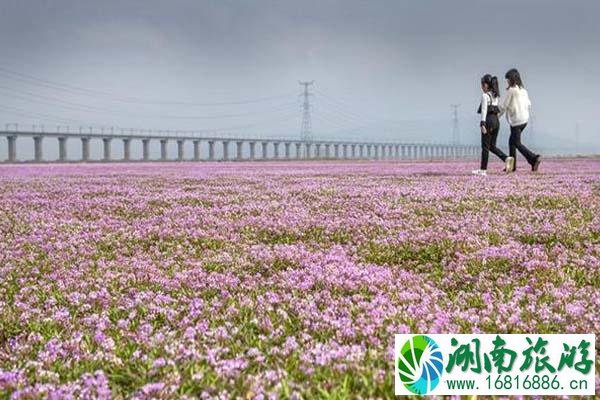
[0,0,599,154]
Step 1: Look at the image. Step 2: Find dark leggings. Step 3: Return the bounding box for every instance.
[481,116,507,170]
[509,123,538,170]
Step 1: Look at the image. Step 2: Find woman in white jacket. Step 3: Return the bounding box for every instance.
[499,68,541,172]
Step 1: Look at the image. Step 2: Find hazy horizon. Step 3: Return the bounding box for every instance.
[1,0,599,159]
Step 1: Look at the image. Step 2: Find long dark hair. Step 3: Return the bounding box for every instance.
[505,68,524,88]
[481,74,499,98]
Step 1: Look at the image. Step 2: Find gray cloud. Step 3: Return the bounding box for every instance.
[0,0,599,154]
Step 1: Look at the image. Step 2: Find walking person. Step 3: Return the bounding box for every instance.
[472,74,514,176]
[499,68,541,172]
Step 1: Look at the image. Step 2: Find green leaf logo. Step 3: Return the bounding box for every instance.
[397,335,444,394]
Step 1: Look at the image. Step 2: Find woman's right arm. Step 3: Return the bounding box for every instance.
[480,94,488,125]
[480,94,488,133]
[498,89,513,117]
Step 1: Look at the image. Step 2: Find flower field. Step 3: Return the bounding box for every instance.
[0,159,599,399]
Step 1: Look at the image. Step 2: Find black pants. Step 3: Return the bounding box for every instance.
[509,123,538,170]
[480,115,507,170]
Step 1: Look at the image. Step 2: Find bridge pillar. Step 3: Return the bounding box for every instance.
[261,142,268,159]
[142,139,150,161]
[325,144,330,158]
[7,135,16,162]
[123,138,131,161]
[160,139,168,161]
[33,136,43,162]
[304,143,311,159]
[101,138,111,162]
[222,141,229,161]
[249,142,256,160]
[273,142,280,159]
[334,144,339,158]
[295,143,302,159]
[374,145,379,160]
[341,144,347,159]
[208,141,215,161]
[58,137,67,162]
[236,141,244,161]
[193,140,200,161]
[81,137,90,162]
[349,144,355,159]
[315,143,321,159]
[283,142,290,160]
[177,140,184,161]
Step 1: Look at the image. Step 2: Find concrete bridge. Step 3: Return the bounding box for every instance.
[0,128,478,162]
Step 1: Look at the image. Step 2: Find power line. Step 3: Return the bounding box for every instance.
[0,66,295,107]
[0,108,300,137]
[315,87,440,125]
[0,90,299,121]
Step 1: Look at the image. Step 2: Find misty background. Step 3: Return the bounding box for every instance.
[0,0,599,160]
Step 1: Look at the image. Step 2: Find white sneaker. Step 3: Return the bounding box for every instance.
[471,169,487,176]
[505,157,515,172]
